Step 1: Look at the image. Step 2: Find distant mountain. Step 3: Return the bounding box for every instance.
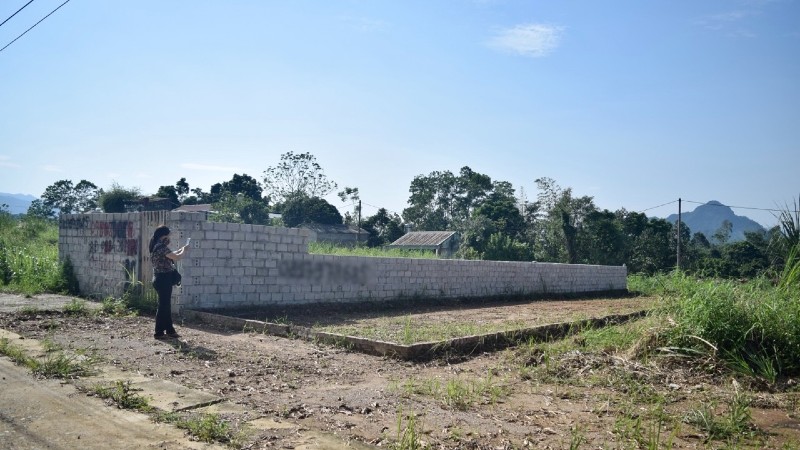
[0,193,37,215]
[666,200,765,242]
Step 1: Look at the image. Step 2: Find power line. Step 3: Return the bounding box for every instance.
[361,201,402,217]
[0,0,70,53]
[0,0,34,28]
[639,200,678,213]
[683,199,798,214]
[349,196,795,224]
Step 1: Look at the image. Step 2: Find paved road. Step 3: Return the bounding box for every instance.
[0,294,219,450]
[0,293,376,450]
[0,358,219,450]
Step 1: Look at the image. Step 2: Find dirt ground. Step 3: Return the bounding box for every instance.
[1,293,799,449]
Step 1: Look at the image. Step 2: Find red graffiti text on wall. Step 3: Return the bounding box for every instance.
[87,220,138,256]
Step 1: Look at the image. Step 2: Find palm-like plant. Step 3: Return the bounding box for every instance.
[776,196,800,288]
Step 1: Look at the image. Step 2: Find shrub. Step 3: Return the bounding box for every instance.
[54,256,80,295]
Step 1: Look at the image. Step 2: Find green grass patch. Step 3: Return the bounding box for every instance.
[652,272,800,378]
[92,380,151,410]
[0,338,96,378]
[391,410,431,450]
[392,370,510,410]
[318,315,529,345]
[0,337,32,367]
[155,412,237,444]
[63,298,90,316]
[683,390,756,442]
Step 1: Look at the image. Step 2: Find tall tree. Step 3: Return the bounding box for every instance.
[468,191,525,255]
[26,200,56,219]
[628,218,675,274]
[362,208,405,247]
[337,186,361,226]
[577,210,626,265]
[175,178,190,201]
[263,152,337,204]
[402,170,456,231]
[402,166,498,232]
[156,178,192,207]
[532,178,597,263]
[712,219,733,245]
[40,179,99,215]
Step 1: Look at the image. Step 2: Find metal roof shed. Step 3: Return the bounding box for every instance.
[386,231,459,258]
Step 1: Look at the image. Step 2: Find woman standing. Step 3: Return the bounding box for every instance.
[148,225,190,340]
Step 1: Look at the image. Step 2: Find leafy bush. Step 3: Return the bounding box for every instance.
[482,232,533,261]
[54,256,80,295]
[0,241,11,285]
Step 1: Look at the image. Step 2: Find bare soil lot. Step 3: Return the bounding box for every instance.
[2,293,799,449]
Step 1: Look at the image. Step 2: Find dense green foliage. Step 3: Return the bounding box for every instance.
[281,195,343,227]
[360,208,405,247]
[0,213,76,295]
[39,179,99,215]
[27,156,799,278]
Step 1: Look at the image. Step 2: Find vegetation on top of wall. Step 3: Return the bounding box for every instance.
[308,241,437,259]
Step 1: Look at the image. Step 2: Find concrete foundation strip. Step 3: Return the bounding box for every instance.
[181,309,649,361]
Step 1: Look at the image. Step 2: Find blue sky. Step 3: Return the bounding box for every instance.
[1,0,798,228]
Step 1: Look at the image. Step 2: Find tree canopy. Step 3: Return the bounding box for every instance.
[40,179,99,215]
[27,155,796,279]
[263,152,337,204]
[281,195,343,228]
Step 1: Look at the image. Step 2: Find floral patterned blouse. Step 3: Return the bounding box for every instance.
[151,242,176,274]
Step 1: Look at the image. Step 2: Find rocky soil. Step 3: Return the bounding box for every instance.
[1,293,799,449]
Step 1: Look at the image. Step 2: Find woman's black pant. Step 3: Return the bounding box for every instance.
[152,273,176,335]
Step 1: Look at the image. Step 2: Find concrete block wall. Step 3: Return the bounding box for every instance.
[59,213,628,311]
[179,221,311,310]
[58,213,142,299]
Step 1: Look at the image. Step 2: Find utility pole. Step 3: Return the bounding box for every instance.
[357,200,362,245]
[677,198,682,271]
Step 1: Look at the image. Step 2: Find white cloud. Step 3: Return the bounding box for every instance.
[695,10,751,30]
[182,163,242,172]
[336,15,388,33]
[0,156,19,168]
[694,10,760,37]
[487,23,564,58]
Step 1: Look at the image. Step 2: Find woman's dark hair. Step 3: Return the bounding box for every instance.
[148,225,170,253]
